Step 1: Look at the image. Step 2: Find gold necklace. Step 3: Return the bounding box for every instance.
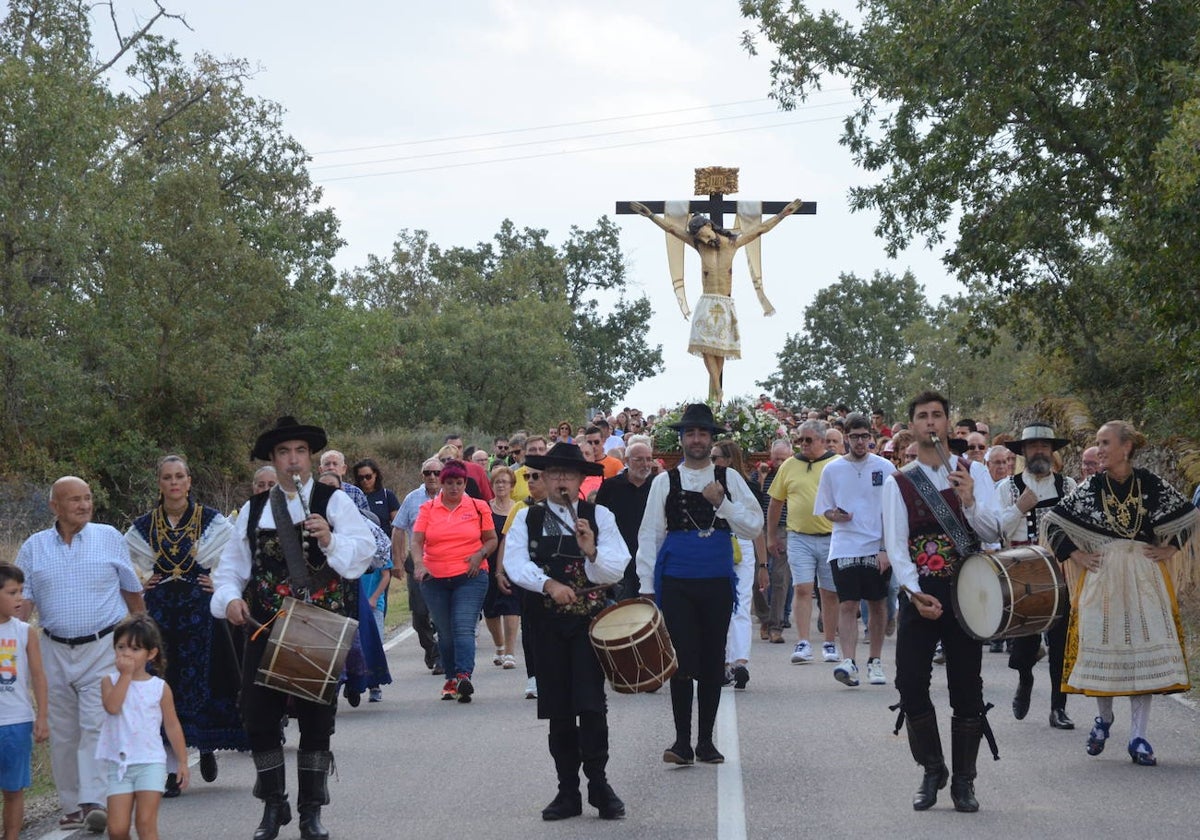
[1102,473,1145,538]
[150,503,203,578]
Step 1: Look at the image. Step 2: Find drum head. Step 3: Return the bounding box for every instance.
[955,554,1003,639]
[591,601,657,641]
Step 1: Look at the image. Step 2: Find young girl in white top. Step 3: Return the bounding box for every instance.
[96,614,188,840]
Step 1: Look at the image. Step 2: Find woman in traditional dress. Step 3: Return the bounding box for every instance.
[125,455,246,795]
[1041,421,1198,766]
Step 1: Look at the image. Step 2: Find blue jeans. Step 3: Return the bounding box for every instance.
[421,573,488,678]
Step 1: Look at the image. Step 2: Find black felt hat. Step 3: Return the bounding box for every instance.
[250,416,328,461]
[669,403,725,434]
[524,442,604,476]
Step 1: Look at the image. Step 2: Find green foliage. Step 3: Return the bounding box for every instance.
[758,270,930,415]
[741,0,1200,430]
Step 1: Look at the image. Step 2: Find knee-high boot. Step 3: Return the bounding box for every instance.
[297,750,332,840]
[542,719,582,820]
[906,710,948,811]
[252,750,291,840]
[950,716,983,813]
[579,712,624,820]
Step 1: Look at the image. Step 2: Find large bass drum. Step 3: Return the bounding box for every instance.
[952,546,1066,641]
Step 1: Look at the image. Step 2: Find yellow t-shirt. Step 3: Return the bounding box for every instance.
[768,454,838,534]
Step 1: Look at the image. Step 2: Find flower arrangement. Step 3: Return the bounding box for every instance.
[650,396,783,454]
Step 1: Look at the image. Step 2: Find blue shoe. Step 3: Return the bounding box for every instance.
[1128,737,1156,766]
[1086,716,1112,756]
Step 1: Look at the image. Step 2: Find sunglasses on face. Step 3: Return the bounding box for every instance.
[356,472,374,481]
[798,437,817,444]
[526,472,542,480]
[422,470,441,477]
[967,445,987,451]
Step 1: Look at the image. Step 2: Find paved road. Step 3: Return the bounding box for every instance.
[26,620,1200,839]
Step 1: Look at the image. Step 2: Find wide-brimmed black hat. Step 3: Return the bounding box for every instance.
[524,442,604,476]
[1004,422,1070,454]
[250,416,328,461]
[669,403,725,434]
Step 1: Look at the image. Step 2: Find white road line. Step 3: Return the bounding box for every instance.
[383,625,415,652]
[716,690,747,840]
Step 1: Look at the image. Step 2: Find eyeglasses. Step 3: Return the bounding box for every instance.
[422,470,441,477]
[847,433,872,441]
[526,472,542,480]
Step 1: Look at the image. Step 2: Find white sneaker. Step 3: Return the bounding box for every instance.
[524,677,538,699]
[866,658,887,685]
[502,654,517,670]
[493,650,504,666]
[790,640,813,664]
[833,658,859,687]
[822,642,839,662]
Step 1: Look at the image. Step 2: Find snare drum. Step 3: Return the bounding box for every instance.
[255,597,359,705]
[588,598,678,694]
[952,546,1066,641]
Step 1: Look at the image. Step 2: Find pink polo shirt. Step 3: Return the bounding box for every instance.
[413,493,493,578]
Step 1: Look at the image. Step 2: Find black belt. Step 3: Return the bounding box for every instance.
[43,624,117,647]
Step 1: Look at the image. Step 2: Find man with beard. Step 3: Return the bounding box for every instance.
[594,440,655,599]
[637,404,763,764]
[993,423,1077,730]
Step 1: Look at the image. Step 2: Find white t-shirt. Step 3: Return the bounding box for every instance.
[0,617,34,726]
[813,453,896,559]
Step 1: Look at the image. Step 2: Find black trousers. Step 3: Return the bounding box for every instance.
[894,580,985,718]
[406,569,439,665]
[242,633,336,753]
[660,576,733,683]
[1008,614,1068,709]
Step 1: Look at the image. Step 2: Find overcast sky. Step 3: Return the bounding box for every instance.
[102,0,958,414]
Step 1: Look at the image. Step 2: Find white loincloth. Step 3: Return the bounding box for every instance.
[689,293,740,359]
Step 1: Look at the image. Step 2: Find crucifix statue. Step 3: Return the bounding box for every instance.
[616,167,815,403]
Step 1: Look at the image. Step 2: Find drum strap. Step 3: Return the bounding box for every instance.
[905,467,980,558]
[270,485,312,598]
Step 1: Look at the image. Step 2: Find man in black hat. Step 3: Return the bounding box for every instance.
[992,422,1077,730]
[635,404,764,765]
[504,443,630,821]
[210,417,376,840]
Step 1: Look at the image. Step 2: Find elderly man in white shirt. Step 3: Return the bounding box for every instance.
[636,404,763,767]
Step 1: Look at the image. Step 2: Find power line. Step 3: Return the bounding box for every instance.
[311,102,853,171]
[309,89,852,157]
[317,113,845,183]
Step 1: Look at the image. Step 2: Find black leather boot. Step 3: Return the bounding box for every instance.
[251,750,291,840]
[906,710,948,811]
[1012,672,1034,720]
[580,713,625,819]
[297,750,332,840]
[542,721,582,820]
[950,716,983,813]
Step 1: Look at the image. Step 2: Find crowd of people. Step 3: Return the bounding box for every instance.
[1,397,1197,836]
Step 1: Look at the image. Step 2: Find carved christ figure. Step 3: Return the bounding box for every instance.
[630,198,803,402]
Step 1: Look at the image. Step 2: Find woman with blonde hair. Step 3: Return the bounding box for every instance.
[484,465,521,669]
[1042,420,1198,766]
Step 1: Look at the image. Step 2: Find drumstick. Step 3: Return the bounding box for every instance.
[900,584,941,611]
[573,584,610,596]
